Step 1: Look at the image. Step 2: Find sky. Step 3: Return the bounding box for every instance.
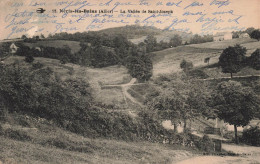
[0,0,259,40]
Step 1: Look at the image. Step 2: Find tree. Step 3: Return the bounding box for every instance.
[218,44,247,78]
[169,34,182,47]
[144,35,157,53]
[180,59,193,72]
[250,29,260,41]
[249,49,260,70]
[147,89,185,133]
[213,81,260,144]
[21,35,27,40]
[126,55,153,81]
[245,27,255,36]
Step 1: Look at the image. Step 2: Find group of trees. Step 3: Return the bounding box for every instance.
[219,44,260,78]
[146,74,214,133]
[15,44,75,64]
[189,34,213,44]
[76,34,153,81]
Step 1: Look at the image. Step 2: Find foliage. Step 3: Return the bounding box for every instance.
[195,135,215,152]
[25,55,34,63]
[0,42,11,56]
[0,63,166,141]
[249,49,260,70]
[180,59,193,72]
[249,29,260,41]
[144,35,157,53]
[32,62,44,70]
[218,44,247,78]
[169,34,182,47]
[190,34,213,44]
[213,81,260,143]
[147,73,213,131]
[126,54,153,81]
[242,126,260,146]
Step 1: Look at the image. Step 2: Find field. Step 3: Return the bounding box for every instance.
[152,38,260,77]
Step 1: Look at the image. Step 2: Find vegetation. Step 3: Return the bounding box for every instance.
[0,62,166,141]
[248,49,260,70]
[242,126,260,146]
[218,44,247,78]
[147,73,213,132]
[249,29,260,41]
[169,34,182,47]
[213,81,260,144]
[180,59,193,72]
[189,34,213,44]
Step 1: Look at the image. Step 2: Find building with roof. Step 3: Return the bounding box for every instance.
[10,43,19,54]
[239,33,250,38]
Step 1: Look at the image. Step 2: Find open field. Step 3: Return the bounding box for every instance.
[152,38,260,76]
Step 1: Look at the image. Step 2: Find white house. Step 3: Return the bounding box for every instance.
[10,43,18,54]
[213,32,232,42]
[239,33,250,38]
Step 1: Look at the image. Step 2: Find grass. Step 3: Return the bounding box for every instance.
[0,113,196,164]
[151,38,259,77]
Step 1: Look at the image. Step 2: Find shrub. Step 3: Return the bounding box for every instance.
[4,129,32,141]
[25,55,34,63]
[180,59,193,72]
[195,135,215,152]
[242,126,260,146]
[249,49,260,70]
[32,62,44,70]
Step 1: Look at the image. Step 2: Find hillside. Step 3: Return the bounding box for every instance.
[97,25,192,44]
[151,38,260,76]
[0,113,194,164]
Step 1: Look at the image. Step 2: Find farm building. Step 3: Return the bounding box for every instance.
[239,33,250,38]
[10,43,19,54]
[213,32,232,42]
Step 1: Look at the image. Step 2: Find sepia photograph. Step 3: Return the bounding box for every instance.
[0,0,259,163]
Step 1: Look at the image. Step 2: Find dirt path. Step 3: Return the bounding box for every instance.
[103,78,144,107]
[176,144,260,164]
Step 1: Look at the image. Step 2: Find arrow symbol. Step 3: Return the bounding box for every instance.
[36,8,46,13]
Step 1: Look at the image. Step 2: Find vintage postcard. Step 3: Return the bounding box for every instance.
[0,0,259,163]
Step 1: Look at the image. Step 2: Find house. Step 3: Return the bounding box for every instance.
[239,33,250,38]
[213,32,232,42]
[10,43,18,54]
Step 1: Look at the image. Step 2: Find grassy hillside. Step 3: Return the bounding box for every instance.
[151,38,260,76]
[97,25,192,44]
[0,113,195,164]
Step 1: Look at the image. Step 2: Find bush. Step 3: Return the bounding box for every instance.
[195,135,215,152]
[242,126,260,146]
[249,49,260,70]
[32,62,44,70]
[180,59,193,72]
[25,55,34,63]
[4,129,31,141]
